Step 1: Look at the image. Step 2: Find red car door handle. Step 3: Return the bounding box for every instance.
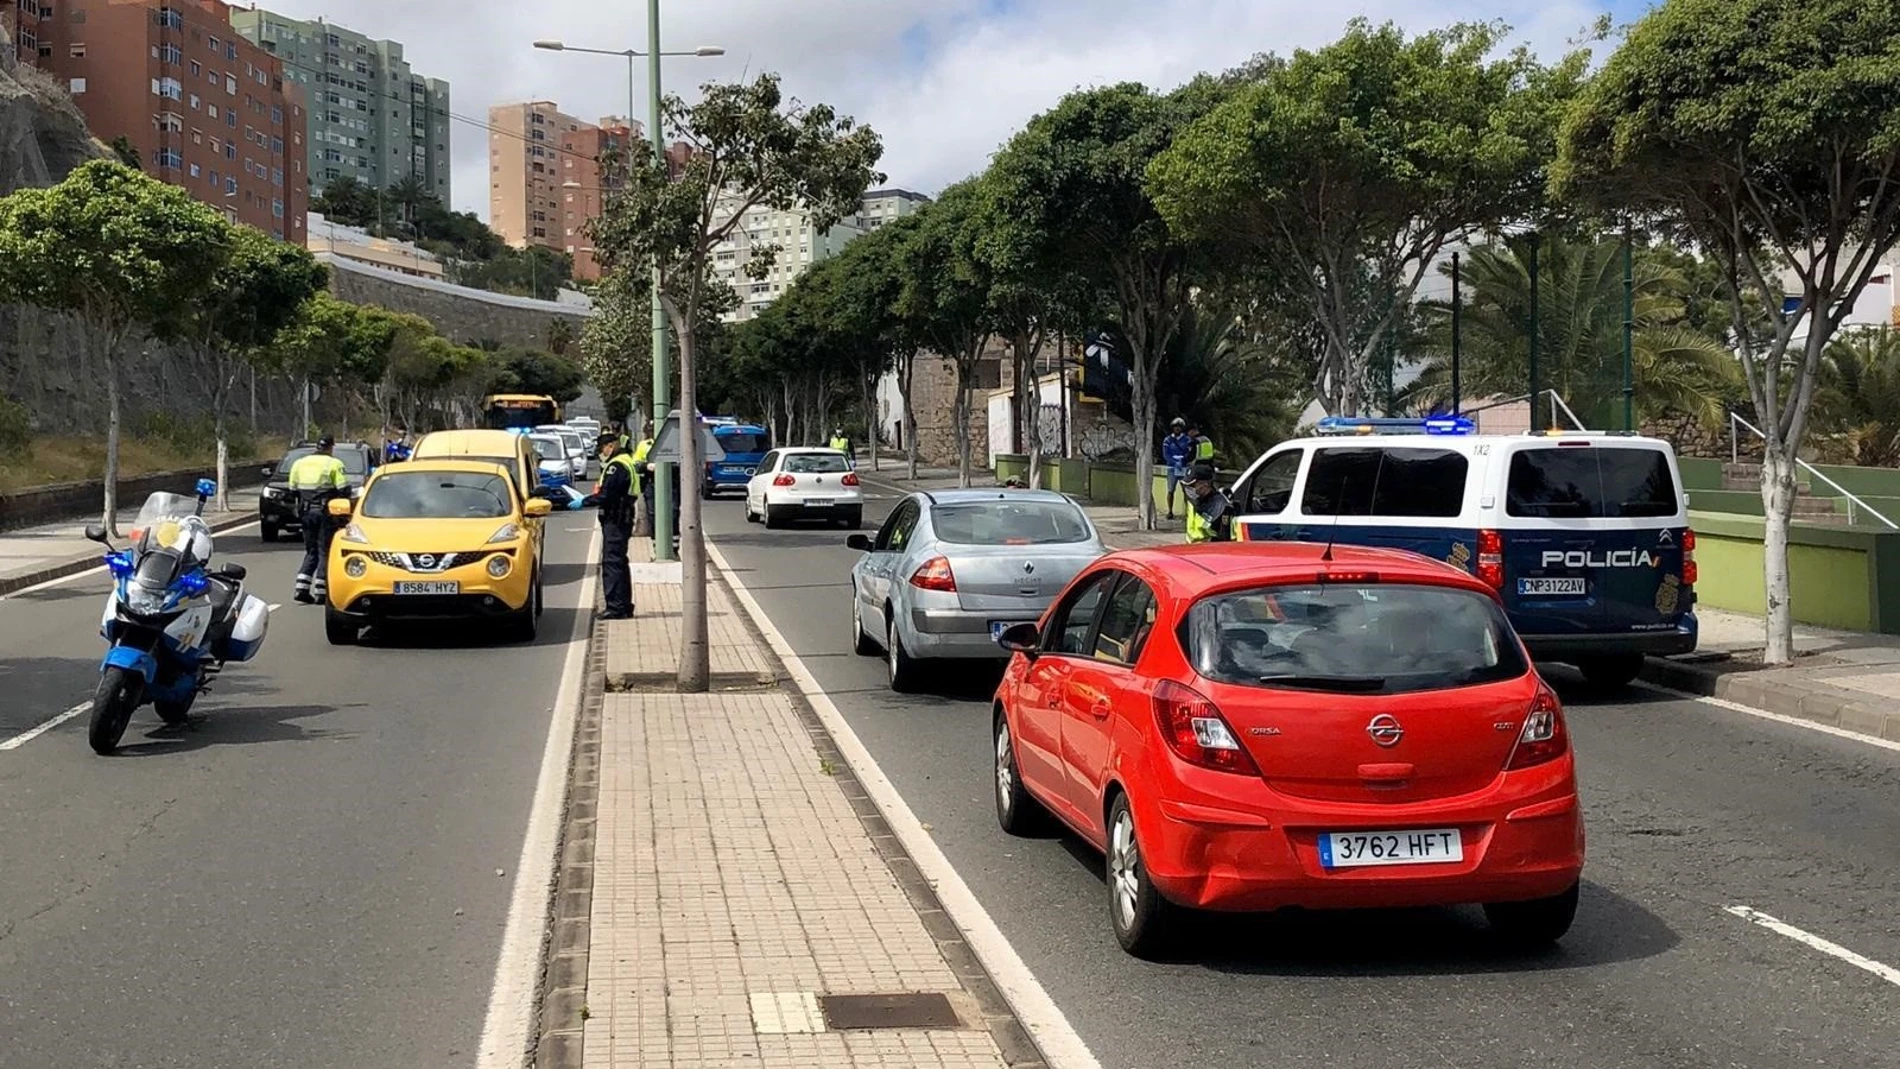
[1357,762,1414,782]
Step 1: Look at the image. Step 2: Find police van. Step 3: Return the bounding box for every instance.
[1224,415,1696,688]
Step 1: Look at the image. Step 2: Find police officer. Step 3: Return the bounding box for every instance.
[579,432,639,619]
[631,422,658,541]
[828,427,853,467]
[383,425,412,465]
[287,435,350,603]
[1183,461,1233,544]
[1161,417,1194,520]
[1188,421,1215,466]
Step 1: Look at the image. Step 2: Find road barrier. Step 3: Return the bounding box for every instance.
[0,462,269,533]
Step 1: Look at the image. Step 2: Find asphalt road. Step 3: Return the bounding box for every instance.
[707,472,1900,1069]
[0,511,596,1069]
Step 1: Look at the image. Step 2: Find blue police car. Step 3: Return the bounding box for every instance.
[701,423,771,498]
[1223,415,1697,689]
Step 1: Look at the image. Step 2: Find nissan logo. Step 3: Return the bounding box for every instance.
[416,554,437,569]
[1366,714,1404,747]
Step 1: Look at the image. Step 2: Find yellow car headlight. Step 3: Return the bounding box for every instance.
[344,555,368,578]
[340,522,370,545]
[487,554,512,579]
[487,522,521,544]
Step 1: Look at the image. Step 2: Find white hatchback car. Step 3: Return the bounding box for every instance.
[745,447,864,529]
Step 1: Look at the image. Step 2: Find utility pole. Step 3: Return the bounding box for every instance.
[1450,251,1462,415]
[648,0,676,563]
[1527,235,1541,430]
[1623,226,1636,432]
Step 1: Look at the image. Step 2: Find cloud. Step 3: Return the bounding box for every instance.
[242,0,1626,218]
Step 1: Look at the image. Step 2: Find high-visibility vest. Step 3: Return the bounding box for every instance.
[829,435,849,452]
[632,438,653,464]
[286,453,347,508]
[605,451,640,494]
[1194,436,1215,461]
[1186,507,1217,544]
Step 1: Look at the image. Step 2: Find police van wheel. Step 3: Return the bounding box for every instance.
[324,607,358,646]
[1577,654,1644,691]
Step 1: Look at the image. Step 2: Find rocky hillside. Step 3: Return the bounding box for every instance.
[0,29,102,194]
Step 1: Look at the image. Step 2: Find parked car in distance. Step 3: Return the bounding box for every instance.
[990,541,1583,958]
[744,447,863,529]
[525,432,574,489]
[538,425,591,481]
[258,442,375,542]
[847,488,1106,692]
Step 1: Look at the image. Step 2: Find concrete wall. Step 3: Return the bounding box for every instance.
[1690,512,1900,633]
[322,255,592,350]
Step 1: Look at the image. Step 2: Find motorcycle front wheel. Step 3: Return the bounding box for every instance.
[89,666,142,755]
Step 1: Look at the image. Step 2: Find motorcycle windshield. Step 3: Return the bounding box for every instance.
[128,494,209,563]
[134,548,183,590]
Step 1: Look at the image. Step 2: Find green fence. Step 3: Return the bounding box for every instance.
[1690,512,1900,633]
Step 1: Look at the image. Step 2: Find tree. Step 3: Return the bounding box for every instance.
[1812,328,1900,468]
[499,348,586,403]
[312,175,377,228]
[986,81,1224,528]
[1553,0,1900,663]
[272,292,397,432]
[891,183,992,487]
[0,161,231,531]
[579,268,653,426]
[803,232,905,472]
[547,317,575,357]
[1404,237,1741,428]
[160,226,328,509]
[1149,19,1585,420]
[387,173,431,235]
[590,72,883,691]
[1153,303,1302,467]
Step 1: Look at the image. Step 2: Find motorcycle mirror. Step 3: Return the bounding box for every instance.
[220,563,249,581]
[84,523,109,545]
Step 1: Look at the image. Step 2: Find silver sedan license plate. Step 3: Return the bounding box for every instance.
[394,581,459,595]
[1320,828,1462,869]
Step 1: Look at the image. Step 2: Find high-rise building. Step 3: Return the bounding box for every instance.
[717,189,933,322]
[489,101,640,281]
[25,0,309,242]
[229,8,450,206]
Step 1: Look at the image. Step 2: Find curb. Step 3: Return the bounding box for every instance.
[0,509,261,598]
[532,612,607,1069]
[1638,654,1900,742]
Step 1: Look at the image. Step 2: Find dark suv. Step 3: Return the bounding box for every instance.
[258,442,376,542]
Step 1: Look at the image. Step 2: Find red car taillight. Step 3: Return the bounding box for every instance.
[1682,528,1698,586]
[841,472,860,487]
[909,556,957,592]
[772,473,795,487]
[1152,681,1259,776]
[1476,529,1504,589]
[1504,684,1569,770]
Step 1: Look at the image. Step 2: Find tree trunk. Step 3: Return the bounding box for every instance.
[781,380,797,447]
[675,309,709,693]
[952,354,974,489]
[1131,356,1158,530]
[1015,331,1043,489]
[899,351,919,480]
[861,370,879,473]
[1759,439,1800,665]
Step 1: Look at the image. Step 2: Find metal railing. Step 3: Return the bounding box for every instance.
[1727,411,1898,529]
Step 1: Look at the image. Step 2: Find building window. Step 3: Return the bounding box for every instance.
[271,106,282,125]
[226,177,237,195]
[271,136,283,154]
[189,163,201,178]
[189,93,200,110]
[69,77,87,94]
[226,143,235,159]
[156,149,183,170]
[271,198,283,219]
[531,227,547,238]
[226,112,236,128]
[207,34,220,52]
[225,75,237,95]
[159,44,181,65]
[153,77,181,100]
[69,42,87,58]
[156,112,183,132]
[227,41,237,61]
[157,7,183,29]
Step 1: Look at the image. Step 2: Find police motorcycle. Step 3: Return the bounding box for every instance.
[82,479,270,755]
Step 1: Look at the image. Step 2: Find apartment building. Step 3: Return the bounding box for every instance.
[717,189,934,323]
[26,0,307,242]
[489,100,642,282]
[306,209,442,279]
[228,8,450,205]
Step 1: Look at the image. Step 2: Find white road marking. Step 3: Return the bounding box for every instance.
[1724,905,1900,987]
[1632,680,1900,755]
[267,603,282,613]
[705,539,1104,1069]
[0,701,90,751]
[476,526,602,1069]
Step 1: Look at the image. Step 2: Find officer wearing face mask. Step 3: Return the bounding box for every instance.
[1182,462,1233,544]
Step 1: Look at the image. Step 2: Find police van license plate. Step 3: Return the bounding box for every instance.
[1519,577,1586,596]
[394,581,459,595]
[1319,828,1462,869]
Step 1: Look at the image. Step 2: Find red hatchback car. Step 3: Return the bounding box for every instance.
[992,541,1584,958]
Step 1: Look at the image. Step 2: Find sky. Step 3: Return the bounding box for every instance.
[245,0,1656,221]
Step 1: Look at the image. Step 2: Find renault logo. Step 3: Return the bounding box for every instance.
[1366,714,1404,747]
[1022,561,1035,574]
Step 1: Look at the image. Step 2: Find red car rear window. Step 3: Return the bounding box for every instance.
[1181,583,1529,695]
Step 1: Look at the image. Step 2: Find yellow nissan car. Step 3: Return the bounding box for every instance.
[323,460,552,645]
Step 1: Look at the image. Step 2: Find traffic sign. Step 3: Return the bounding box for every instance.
[649,411,727,463]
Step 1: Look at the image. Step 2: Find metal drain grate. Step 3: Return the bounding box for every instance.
[818,992,963,1031]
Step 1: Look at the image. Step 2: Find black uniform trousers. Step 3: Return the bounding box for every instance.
[600,514,633,616]
[297,503,336,597]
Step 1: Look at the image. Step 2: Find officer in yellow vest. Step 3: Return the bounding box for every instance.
[1183,462,1233,544]
[578,432,640,618]
[1188,420,1215,465]
[828,427,853,467]
[287,436,350,603]
[631,424,657,540]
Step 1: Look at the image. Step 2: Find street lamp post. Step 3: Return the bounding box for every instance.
[534,31,722,562]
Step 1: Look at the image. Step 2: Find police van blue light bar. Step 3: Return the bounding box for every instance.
[1314,415,1475,437]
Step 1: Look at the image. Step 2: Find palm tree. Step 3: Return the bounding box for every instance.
[387,173,430,236]
[1405,237,1740,429]
[1811,328,1900,466]
[1152,304,1300,466]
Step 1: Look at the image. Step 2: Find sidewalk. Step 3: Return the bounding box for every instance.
[542,542,1034,1068]
[0,489,261,596]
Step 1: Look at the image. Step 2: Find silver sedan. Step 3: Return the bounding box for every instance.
[847,489,1107,692]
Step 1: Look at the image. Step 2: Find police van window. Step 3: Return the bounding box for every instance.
[1507,447,1677,518]
[1245,450,1302,514]
[1300,447,1467,517]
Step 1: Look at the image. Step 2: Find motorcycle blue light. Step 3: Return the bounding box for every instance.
[105,551,136,578]
[177,571,209,597]
[195,478,217,498]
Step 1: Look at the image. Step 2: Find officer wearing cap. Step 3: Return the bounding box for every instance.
[1161,417,1194,520]
[576,431,639,619]
[286,435,349,603]
[1183,461,1233,544]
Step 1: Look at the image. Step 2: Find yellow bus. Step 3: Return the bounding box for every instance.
[482,393,562,431]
